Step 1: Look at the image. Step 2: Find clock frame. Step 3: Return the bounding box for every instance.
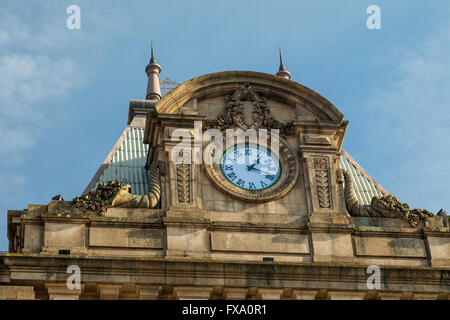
[203,136,299,202]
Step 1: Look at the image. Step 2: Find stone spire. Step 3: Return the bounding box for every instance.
[276,48,291,79]
[145,42,162,100]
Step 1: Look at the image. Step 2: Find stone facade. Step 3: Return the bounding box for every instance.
[1,71,449,300]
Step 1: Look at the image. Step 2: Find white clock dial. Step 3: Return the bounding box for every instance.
[220,143,281,191]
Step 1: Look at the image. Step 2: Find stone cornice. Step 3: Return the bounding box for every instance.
[1,254,449,292]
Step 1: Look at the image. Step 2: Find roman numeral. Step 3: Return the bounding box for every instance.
[223,165,233,171]
[236,179,245,187]
[248,182,256,189]
[260,181,268,188]
[227,172,237,181]
[266,175,275,181]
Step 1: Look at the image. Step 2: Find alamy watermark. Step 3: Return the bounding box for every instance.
[171,121,280,167]
[367,5,381,30]
[366,265,381,290]
[67,265,81,290]
[66,5,81,30]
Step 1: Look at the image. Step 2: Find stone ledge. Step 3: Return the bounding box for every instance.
[0,285,35,300]
[1,254,448,293]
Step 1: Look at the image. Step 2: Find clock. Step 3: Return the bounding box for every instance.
[220,143,281,191]
[204,137,299,202]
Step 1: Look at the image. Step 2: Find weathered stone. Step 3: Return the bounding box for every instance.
[211,231,309,254]
[1,69,448,301]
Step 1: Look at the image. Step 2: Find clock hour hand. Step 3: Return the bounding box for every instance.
[246,153,261,171]
[248,167,276,175]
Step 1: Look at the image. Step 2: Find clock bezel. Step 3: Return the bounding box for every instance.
[219,142,282,191]
[203,135,299,202]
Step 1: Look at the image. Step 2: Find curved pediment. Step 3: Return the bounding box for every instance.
[156,71,343,122]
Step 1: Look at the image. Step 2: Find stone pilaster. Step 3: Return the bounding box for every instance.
[173,286,213,300]
[425,234,450,267]
[97,284,122,300]
[413,293,441,300]
[137,285,162,300]
[223,287,248,300]
[0,285,35,300]
[256,288,283,300]
[302,154,343,217]
[45,282,83,300]
[291,289,318,300]
[310,231,355,263]
[164,217,210,259]
[327,291,366,300]
[376,292,403,300]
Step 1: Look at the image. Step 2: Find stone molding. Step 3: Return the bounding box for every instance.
[154,71,343,123]
[1,255,448,299]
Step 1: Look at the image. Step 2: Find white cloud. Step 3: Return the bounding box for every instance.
[0,4,86,53]
[0,54,76,119]
[0,53,78,167]
[365,20,450,211]
[0,2,122,202]
[0,9,84,189]
[0,1,128,250]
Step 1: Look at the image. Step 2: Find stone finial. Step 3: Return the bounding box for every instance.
[145,41,162,100]
[276,47,291,79]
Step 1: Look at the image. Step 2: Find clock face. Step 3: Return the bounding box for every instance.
[203,136,299,202]
[220,144,281,191]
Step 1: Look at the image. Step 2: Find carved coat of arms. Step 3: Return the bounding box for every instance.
[205,83,293,136]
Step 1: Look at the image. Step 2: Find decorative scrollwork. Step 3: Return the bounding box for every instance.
[314,158,331,208]
[205,83,293,136]
[176,164,191,204]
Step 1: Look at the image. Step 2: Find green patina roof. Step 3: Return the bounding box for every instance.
[84,126,149,195]
[85,127,388,205]
[98,127,149,195]
[339,150,388,204]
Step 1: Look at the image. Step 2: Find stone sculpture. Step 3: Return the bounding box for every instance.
[338,169,433,226]
[73,161,161,215]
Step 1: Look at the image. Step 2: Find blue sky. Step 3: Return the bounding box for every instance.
[0,0,449,250]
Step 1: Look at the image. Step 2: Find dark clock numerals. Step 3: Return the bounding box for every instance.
[221,144,280,191]
[227,171,237,181]
[236,179,245,187]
